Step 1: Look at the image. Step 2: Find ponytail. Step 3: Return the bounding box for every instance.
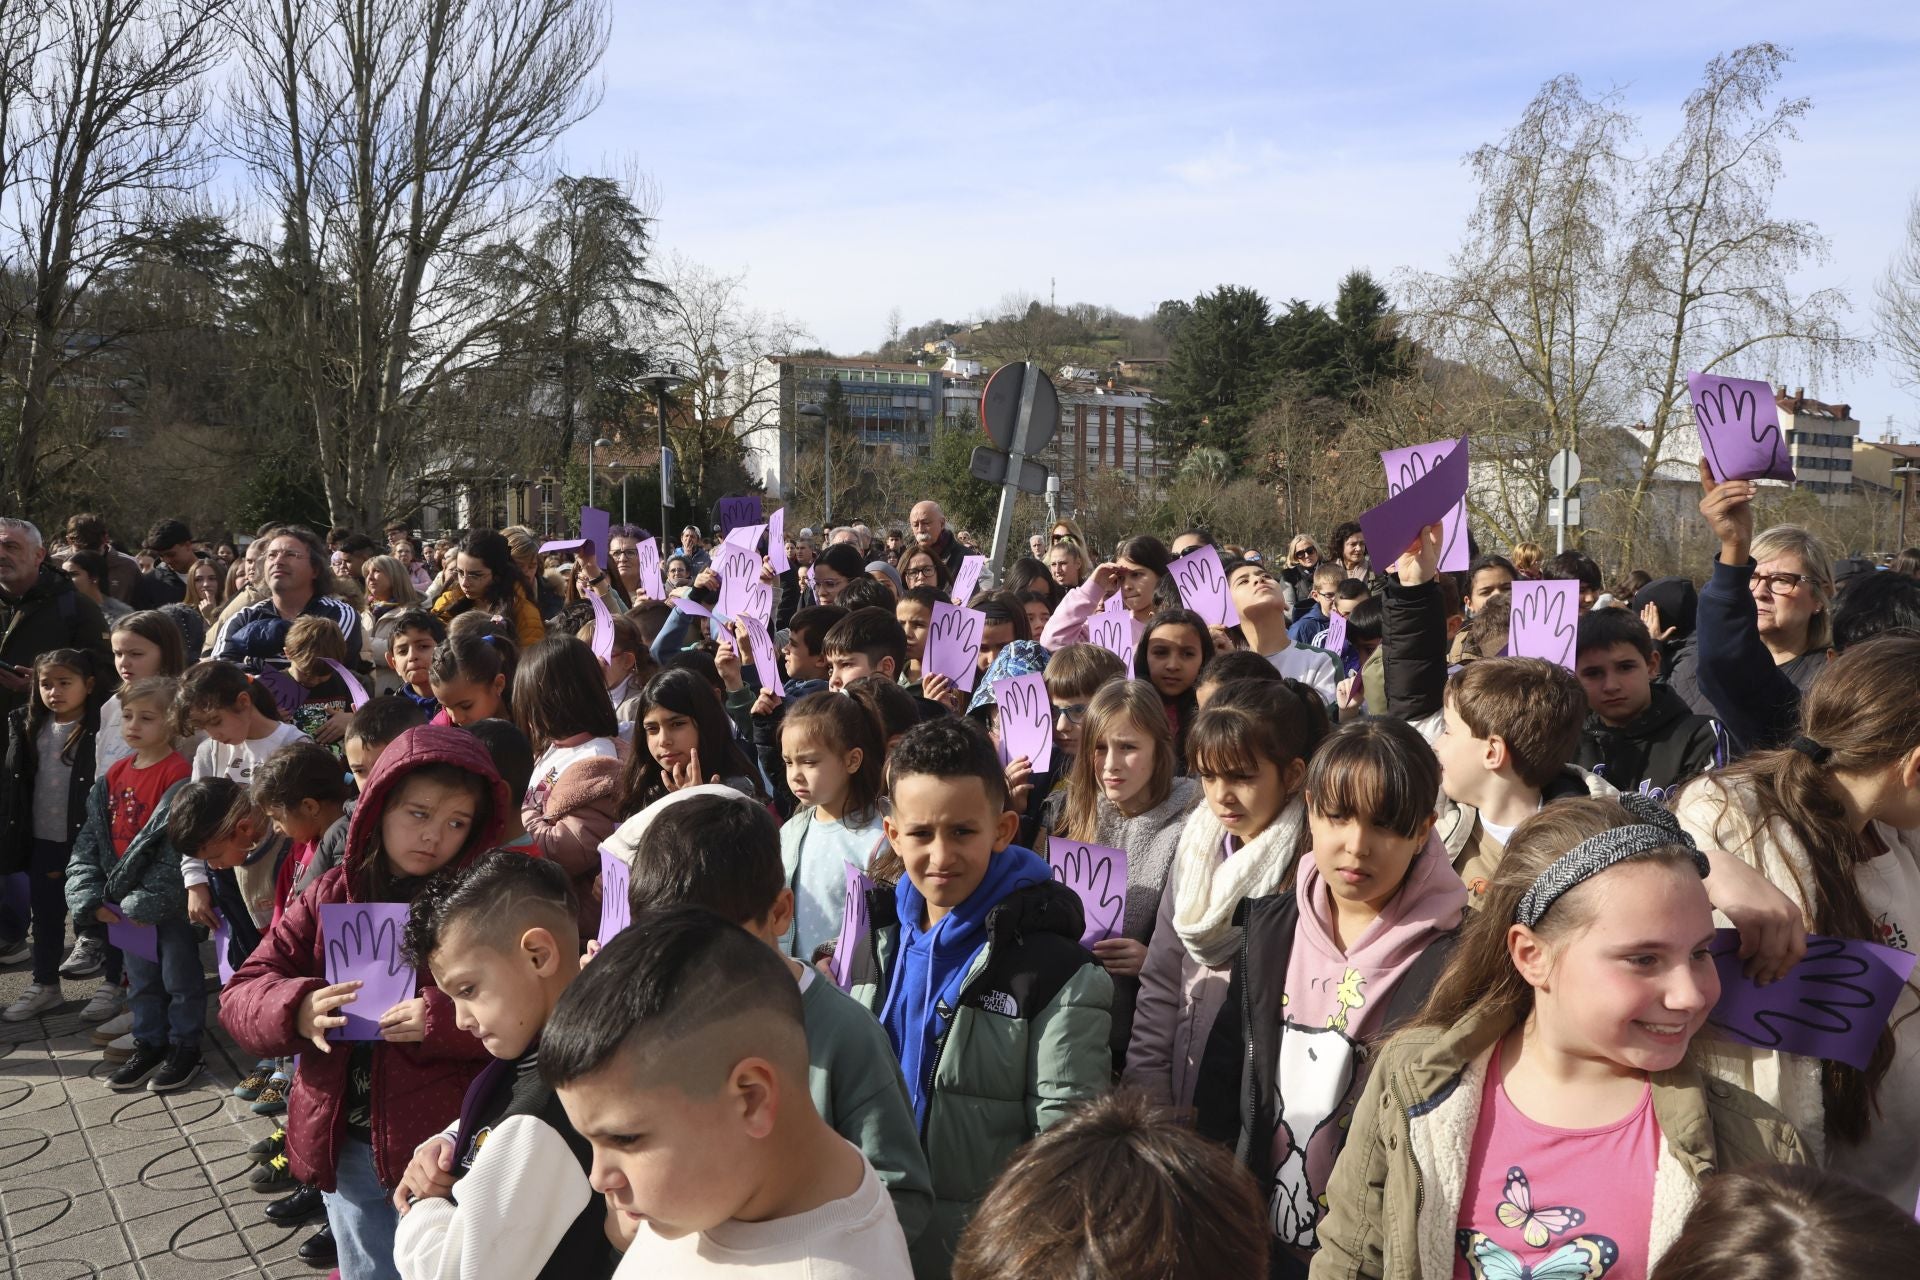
[175,660,278,736]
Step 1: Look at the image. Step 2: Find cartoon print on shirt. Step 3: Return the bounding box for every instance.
[1268,1015,1361,1249]
[1876,911,1909,953]
[1494,1166,1585,1246]
[1457,1228,1619,1280]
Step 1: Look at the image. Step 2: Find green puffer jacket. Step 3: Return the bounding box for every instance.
[64,775,194,925]
[851,878,1113,1279]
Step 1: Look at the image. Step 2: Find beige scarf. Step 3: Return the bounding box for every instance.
[1170,795,1309,967]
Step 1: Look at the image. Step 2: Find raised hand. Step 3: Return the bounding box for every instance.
[1697,458,1757,566]
[1640,601,1676,642]
[296,980,363,1053]
[1393,521,1446,587]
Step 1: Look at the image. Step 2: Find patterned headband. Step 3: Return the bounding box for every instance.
[1513,793,1710,929]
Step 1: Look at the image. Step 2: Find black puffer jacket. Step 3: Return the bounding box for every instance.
[1574,684,1727,801]
[0,704,100,873]
[0,565,112,726]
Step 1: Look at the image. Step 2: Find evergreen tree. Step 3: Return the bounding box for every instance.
[1157,285,1277,466]
[1332,269,1412,396]
[1271,300,1344,399]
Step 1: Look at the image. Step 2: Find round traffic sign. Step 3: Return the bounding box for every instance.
[979,362,1060,454]
[1547,448,1582,493]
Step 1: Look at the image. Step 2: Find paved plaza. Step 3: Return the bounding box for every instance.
[0,951,320,1279]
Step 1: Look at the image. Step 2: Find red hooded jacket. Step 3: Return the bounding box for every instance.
[219,725,515,1192]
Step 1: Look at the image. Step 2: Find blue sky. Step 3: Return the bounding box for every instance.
[563,1,1920,438]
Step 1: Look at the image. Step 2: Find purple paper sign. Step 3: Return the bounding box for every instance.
[1086,613,1143,669]
[1168,545,1238,627]
[1321,609,1349,657]
[830,863,873,992]
[598,846,632,946]
[1508,580,1579,670]
[319,902,416,1042]
[1101,587,1128,615]
[213,912,235,986]
[741,615,785,697]
[951,555,986,606]
[768,507,790,573]
[673,596,713,619]
[1048,841,1128,949]
[580,507,611,570]
[716,496,762,538]
[1709,929,1916,1070]
[1381,440,1468,573]
[924,602,985,693]
[635,537,664,600]
[724,521,766,551]
[104,903,158,963]
[997,672,1053,773]
[1357,434,1470,566]
[586,586,615,662]
[1688,373,1795,484]
[320,659,371,709]
[714,543,763,622]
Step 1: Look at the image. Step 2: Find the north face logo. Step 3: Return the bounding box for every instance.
[978,990,1017,1017]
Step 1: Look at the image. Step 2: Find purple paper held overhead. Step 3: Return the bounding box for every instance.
[1507,579,1579,670]
[1049,841,1128,949]
[104,903,158,963]
[714,543,763,622]
[1381,440,1468,573]
[724,521,766,551]
[741,615,785,697]
[716,495,762,538]
[320,902,416,1042]
[1168,545,1238,627]
[1086,613,1143,669]
[1357,433,1470,566]
[635,537,664,601]
[951,555,986,606]
[1321,609,1349,657]
[924,601,986,693]
[580,507,611,570]
[996,672,1053,773]
[1688,373,1795,484]
[598,846,632,946]
[586,587,616,662]
[673,596,712,618]
[830,862,874,992]
[1708,929,1916,1071]
[768,507,789,573]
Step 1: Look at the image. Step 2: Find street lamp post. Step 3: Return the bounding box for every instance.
[646,369,685,518]
[1895,465,1920,551]
[606,460,627,525]
[798,402,829,524]
[587,436,613,510]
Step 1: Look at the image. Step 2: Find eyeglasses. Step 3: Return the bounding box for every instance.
[1752,571,1807,596]
[1054,702,1090,723]
[1293,547,1318,560]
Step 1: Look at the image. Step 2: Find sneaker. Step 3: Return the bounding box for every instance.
[2,982,61,1022]
[80,979,123,1022]
[148,1044,202,1093]
[234,1061,276,1102]
[250,1151,293,1190]
[58,935,106,979]
[90,1008,133,1042]
[248,1127,286,1165]
[102,1032,137,1062]
[0,935,28,965]
[108,1043,168,1092]
[250,1073,291,1116]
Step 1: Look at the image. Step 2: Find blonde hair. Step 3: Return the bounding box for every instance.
[361,554,419,606]
[1751,524,1833,651]
[1057,681,1174,842]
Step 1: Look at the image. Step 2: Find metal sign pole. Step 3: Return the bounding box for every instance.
[986,363,1040,582]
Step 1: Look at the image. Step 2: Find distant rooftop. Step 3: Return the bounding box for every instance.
[1776,387,1854,421]
[774,355,931,374]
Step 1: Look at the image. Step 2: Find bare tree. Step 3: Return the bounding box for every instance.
[1,0,227,516]
[1875,191,1920,393]
[223,0,609,529]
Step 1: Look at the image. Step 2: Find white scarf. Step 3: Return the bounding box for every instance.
[1170,794,1309,967]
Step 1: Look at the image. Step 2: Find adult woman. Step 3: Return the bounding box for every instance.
[190,557,228,634]
[606,524,651,607]
[1047,517,1089,550]
[1040,533,1172,649]
[389,535,434,594]
[360,553,421,692]
[502,525,563,619]
[214,542,238,570]
[897,543,951,598]
[1326,520,1382,590]
[1045,536,1087,591]
[1510,539,1545,580]
[808,542,867,608]
[430,530,546,649]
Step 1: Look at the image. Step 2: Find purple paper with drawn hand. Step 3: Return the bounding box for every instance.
[1709,929,1916,1070]
[598,846,631,946]
[1168,545,1237,627]
[997,672,1053,773]
[104,903,158,963]
[1508,580,1579,670]
[213,912,235,985]
[635,537,664,600]
[1381,440,1468,572]
[829,863,873,991]
[924,601,985,693]
[768,507,789,573]
[320,902,416,1042]
[714,543,764,622]
[741,615,785,697]
[1087,613,1144,669]
[674,596,712,618]
[586,586,615,661]
[951,555,986,606]
[1358,434,1470,565]
[1102,588,1128,615]
[1049,841,1128,948]
[716,496,762,538]
[1688,373,1795,484]
[580,507,611,570]
[1321,609,1349,657]
[724,521,766,551]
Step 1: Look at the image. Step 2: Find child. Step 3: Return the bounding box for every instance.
[1195,650,1286,706]
[427,629,515,728]
[1288,561,1346,647]
[1197,718,1467,1272]
[64,677,194,1056]
[950,1091,1269,1280]
[544,906,915,1276]
[1,649,107,1021]
[583,612,647,708]
[1133,607,1214,768]
[462,718,536,850]
[1124,678,1328,1116]
[782,603,848,691]
[98,610,189,773]
[822,606,909,690]
[614,790,933,1244]
[390,850,614,1279]
[844,674,921,753]
[1043,678,1201,1066]
[384,608,448,714]
[221,725,510,1280]
[1040,643,1128,773]
[1310,796,1804,1280]
[853,716,1112,1276]
[253,740,354,924]
[1673,633,1920,1205]
[346,696,430,794]
[1573,609,1725,799]
[778,691,888,962]
[615,668,762,816]
[283,615,358,749]
[516,637,625,928]
[1650,1163,1920,1280]
[1226,557,1341,705]
[895,586,940,688]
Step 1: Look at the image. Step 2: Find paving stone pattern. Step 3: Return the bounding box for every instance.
[1,943,321,1279]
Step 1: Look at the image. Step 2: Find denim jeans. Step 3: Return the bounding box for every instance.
[123,918,205,1049]
[28,839,70,985]
[323,1137,400,1280]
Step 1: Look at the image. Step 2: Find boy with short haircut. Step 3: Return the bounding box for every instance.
[344,695,429,793]
[854,717,1111,1277]
[384,609,447,714]
[461,718,536,848]
[251,739,353,922]
[822,607,908,690]
[1287,561,1347,646]
[1223,557,1340,705]
[544,907,914,1278]
[282,616,357,751]
[390,849,614,1280]
[611,788,933,1244]
[1571,608,1725,798]
[781,604,845,690]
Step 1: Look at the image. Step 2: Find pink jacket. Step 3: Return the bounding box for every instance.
[1040,576,1111,651]
[1122,884,1231,1117]
[522,747,628,932]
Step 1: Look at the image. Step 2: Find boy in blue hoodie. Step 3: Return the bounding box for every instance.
[851,716,1112,1279]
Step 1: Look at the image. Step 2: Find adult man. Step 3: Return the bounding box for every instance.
[679,525,711,575]
[63,512,141,603]
[1028,533,1046,560]
[885,527,905,559]
[63,551,133,622]
[135,519,198,608]
[908,500,968,580]
[0,519,111,723]
[211,526,363,663]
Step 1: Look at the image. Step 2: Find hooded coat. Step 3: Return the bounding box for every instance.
[1574,684,1726,801]
[220,726,514,1191]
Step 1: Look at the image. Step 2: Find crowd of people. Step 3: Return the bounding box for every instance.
[2,474,1919,1280]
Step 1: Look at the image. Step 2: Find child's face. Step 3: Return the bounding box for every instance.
[1517,862,1718,1075]
[825,650,883,692]
[894,600,930,662]
[1022,599,1051,638]
[978,620,1014,673]
[111,631,164,683]
[344,735,389,792]
[1050,692,1088,757]
[1577,642,1657,728]
[1333,594,1364,618]
[1094,718,1156,812]
[379,774,482,879]
[199,813,265,870]
[119,700,172,754]
[1144,624,1204,700]
[431,672,505,727]
[642,705,701,773]
[1308,805,1435,921]
[37,666,91,719]
[781,630,826,682]
[1434,695,1496,807]
[1469,567,1514,613]
[431,923,554,1060]
[884,773,1018,924]
[265,798,332,845]
[1116,560,1157,614]
[1229,564,1286,620]
[605,650,635,691]
[388,629,438,690]
[781,725,856,811]
[195,695,258,746]
[1199,755,1288,840]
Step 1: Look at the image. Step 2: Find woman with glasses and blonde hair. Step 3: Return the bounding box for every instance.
[1281,535,1319,621]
